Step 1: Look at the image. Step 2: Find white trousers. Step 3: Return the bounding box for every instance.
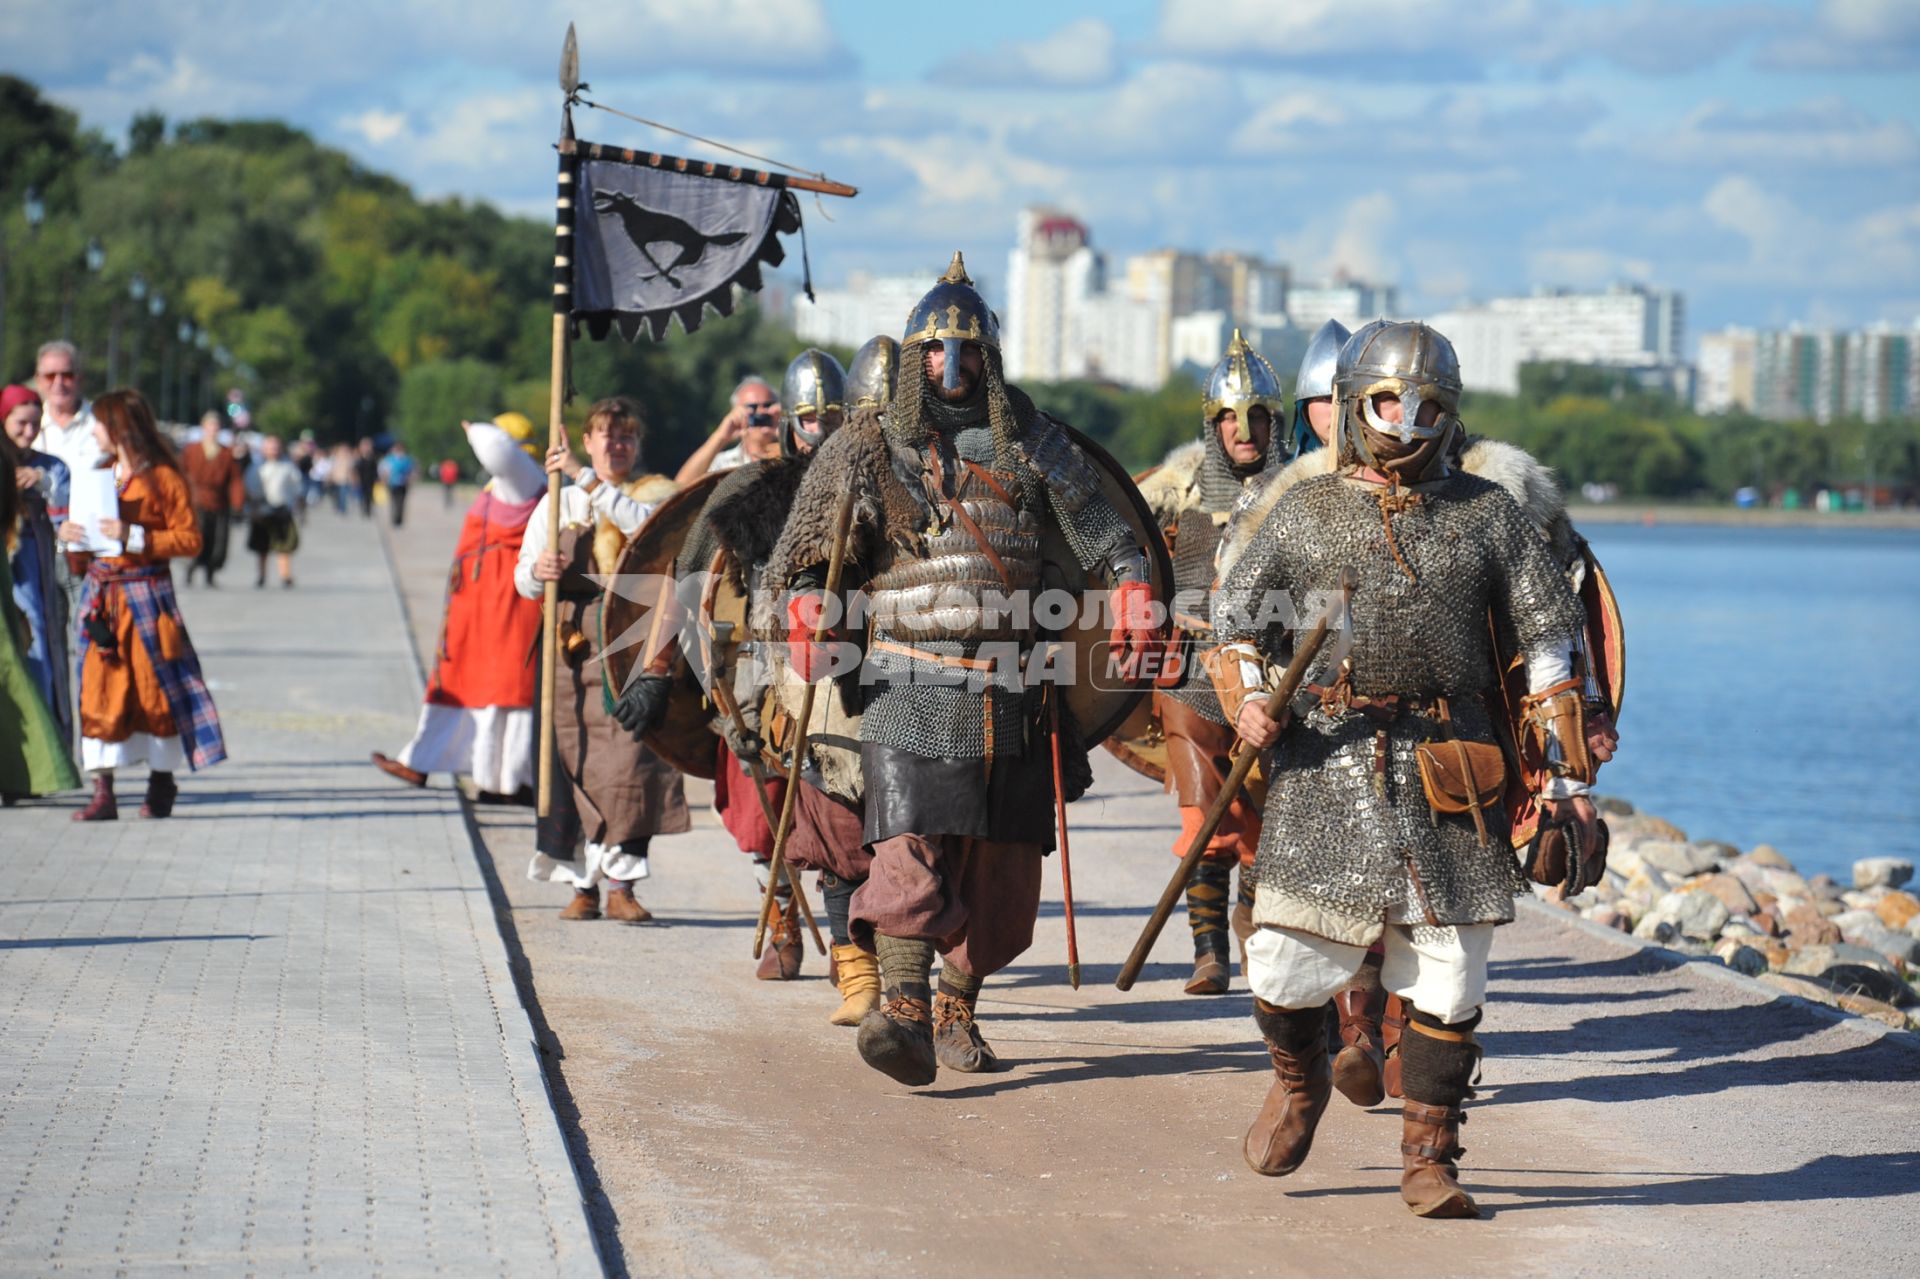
[1245,922,1496,1024]
[82,732,187,773]
[396,703,533,795]
[526,844,650,891]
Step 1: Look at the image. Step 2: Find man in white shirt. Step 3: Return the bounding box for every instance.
[671,375,781,483]
[34,340,101,509]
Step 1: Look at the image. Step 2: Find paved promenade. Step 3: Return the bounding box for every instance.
[0,511,598,1275]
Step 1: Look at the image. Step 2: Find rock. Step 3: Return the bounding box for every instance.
[1815,898,1844,919]
[1760,972,1844,1010]
[1821,966,1917,1009]
[1875,891,1919,931]
[1782,904,1842,946]
[1695,839,1740,865]
[1687,873,1759,917]
[1908,913,1920,940]
[1745,844,1794,870]
[1784,942,1904,983]
[1720,915,1760,937]
[1842,888,1889,911]
[1808,874,1845,902]
[1632,915,1678,945]
[1713,938,1770,977]
[1752,937,1791,970]
[1725,860,1772,895]
[1605,844,1645,879]
[1762,868,1812,900]
[1584,905,1631,933]
[1651,890,1730,941]
[1835,916,1920,965]
[1853,857,1915,890]
[1749,909,1782,938]
[1639,840,1722,877]
[1623,866,1672,905]
[1593,794,1634,817]
[1832,991,1913,1029]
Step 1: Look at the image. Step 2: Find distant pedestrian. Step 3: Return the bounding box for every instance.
[381,443,416,527]
[437,456,459,507]
[293,432,320,515]
[245,435,302,589]
[0,437,80,803]
[180,411,244,587]
[329,443,355,514]
[58,389,226,822]
[353,439,378,517]
[3,384,74,746]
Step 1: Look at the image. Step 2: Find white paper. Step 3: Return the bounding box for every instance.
[68,466,123,556]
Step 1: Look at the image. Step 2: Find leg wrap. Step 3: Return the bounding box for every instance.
[1186,858,1232,958]
[1235,863,1256,912]
[821,871,858,948]
[1398,1010,1482,1108]
[1253,999,1328,1057]
[875,933,934,1003]
[937,959,982,1008]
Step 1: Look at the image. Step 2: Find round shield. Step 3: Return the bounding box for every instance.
[1037,424,1175,746]
[1100,462,1174,781]
[601,470,727,780]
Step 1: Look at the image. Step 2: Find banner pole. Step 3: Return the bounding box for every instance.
[538,114,575,818]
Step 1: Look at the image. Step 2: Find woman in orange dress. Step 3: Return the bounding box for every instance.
[58,390,227,821]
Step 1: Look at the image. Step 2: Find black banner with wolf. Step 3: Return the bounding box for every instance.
[570,144,804,342]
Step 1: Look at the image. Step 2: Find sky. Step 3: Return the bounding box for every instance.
[7,0,1920,347]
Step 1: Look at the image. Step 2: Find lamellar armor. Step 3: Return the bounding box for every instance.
[766,251,1153,844]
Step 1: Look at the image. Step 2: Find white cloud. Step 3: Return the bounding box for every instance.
[1759,0,1920,70]
[1528,248,1654,288]
[342,109,409,147]
[1702,175,1920,289]
[1273,192,1401,284]
[930,17,1120,88]
[1613,98,1920,168]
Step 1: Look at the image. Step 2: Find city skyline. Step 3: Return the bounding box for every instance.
[7,1,1918,339]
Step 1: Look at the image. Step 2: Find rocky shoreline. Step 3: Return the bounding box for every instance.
[1544,797,1920,1031]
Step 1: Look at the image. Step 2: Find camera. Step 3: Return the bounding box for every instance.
[747,409,774,428]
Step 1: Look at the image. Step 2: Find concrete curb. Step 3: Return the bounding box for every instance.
[1517,895,1920,1052]
[374,520,610,1276]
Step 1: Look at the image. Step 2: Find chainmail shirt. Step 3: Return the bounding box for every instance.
[1213,470,1583,945]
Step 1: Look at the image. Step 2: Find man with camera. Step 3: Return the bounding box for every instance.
[672,375,782,484]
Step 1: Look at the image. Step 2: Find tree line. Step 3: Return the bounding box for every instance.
[3,76,1912,502]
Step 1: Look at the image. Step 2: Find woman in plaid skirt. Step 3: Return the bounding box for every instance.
[58,390,227,821]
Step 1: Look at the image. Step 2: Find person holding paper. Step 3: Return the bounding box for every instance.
[57,390,227,821]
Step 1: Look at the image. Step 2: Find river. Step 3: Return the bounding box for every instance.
[1583,521,1920,882]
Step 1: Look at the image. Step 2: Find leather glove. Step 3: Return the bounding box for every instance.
[722,720,765,762]
[611,672,672,740]
[1108,579,1161,681]
[786,592,838,682]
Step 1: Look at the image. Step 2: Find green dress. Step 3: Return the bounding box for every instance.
[1,551,80,796]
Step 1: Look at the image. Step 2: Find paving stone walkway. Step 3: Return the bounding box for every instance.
[0,510,599,1276]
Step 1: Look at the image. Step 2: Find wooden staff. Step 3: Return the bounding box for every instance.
[752,481,858,959]
[537,127,575,818]
[1114,572,1354,992]
[1048,686,1082,990]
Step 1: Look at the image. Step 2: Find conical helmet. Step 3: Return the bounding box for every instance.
[1287,318,1349,457]
[847,334,900,411]
[779,347,847,457]
[903,251,1000,392]
[1200,328,1284,447]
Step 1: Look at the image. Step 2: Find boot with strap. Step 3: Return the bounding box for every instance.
[1183,857,1233,995]
[756,888,804,980]
[1382,994,1409,1099]
[1243,1001,1333,1176]
[932,991,1000,1072]
[73,773,117,823]
[828,943,881,1026]
[1332,964,1386,1107]
[141,771,178,819]
[1396,1012,1483,1219]
[605,885,653,923]
[857,934,938,1086]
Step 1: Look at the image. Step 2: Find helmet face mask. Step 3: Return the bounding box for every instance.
[779,348,847,459]
[1331,321,1463,480]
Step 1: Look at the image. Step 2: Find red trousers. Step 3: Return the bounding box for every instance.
[851,834,1044,979]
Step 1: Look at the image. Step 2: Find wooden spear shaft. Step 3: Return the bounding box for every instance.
[752,482,857,959]
[710,670,826,956]
[538,142,574,817]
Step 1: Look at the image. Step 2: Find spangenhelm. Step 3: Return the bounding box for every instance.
[1332,321,1463,476]
[1200,328,1285,448]
[779,347,847,458]
[1287,318,1350,458]
[903,251,1000,392]
[847,334,900,411]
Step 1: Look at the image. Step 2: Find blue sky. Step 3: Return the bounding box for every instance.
[7,0,1919,346]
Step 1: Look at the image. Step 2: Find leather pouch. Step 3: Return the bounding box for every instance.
[1413,740,1505,813]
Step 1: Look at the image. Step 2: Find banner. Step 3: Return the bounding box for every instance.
[571,148,804,342]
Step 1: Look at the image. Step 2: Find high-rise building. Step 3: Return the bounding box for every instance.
[1005,208,1097,383]
[791,272,933,350]
[1696,328,1758,414]
[1735,323,1920,424]
[1286,276,1399,333]
[1429,284,1687,395]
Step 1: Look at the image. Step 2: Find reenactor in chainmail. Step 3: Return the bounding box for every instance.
[1205,321,1601,1219]
[1135,331,1287,996]
[615,349,854,993]
[766,253,1159,1088]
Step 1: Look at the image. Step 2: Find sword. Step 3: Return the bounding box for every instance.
[1115,570,1354,992]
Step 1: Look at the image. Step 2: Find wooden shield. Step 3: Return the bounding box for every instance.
[1039,426,1175,746]
[1494,537,1627,847]
[1100,463,1174,781]
[600,470,726,780]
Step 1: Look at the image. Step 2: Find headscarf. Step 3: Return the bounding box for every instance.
[0,384,41,420]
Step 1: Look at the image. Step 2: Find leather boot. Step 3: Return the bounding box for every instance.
[856,992,937,1086]
[1243,1008,1333,1176]
[1184,859,1232,995]
[605,885,652,923]
[1382,994,1408,1100]
[756,894,804,980]
[932,991,1000,1073]
[828,943,881,1026]
[1332,986,1386,1107]
[140,771,178,819]
[73,774,117,823]
[370,751,426,787]
[1400,1100,1478,1218]
[559,888,601,921]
